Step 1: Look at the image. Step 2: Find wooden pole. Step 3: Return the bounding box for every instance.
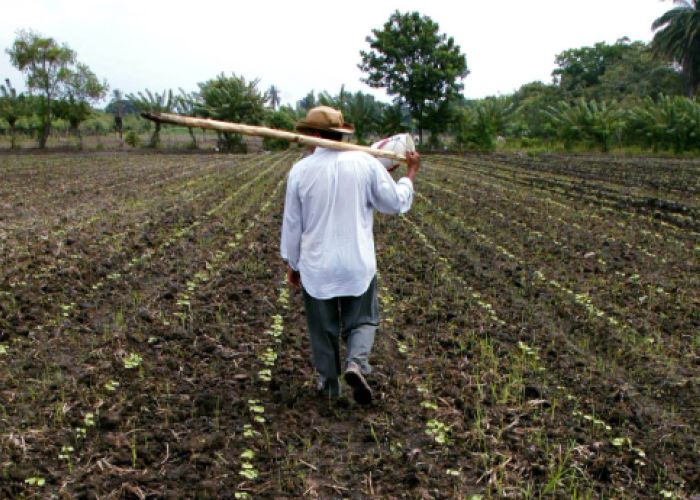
[141,112,408,163]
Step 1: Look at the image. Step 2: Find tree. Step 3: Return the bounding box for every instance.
[195,73,267,152]
[266,85,281,110]
[596,42,684,101]
[54,63,108,148]
[0,79,30,149]
[359,10,469,143]
[6,30,76,148]
[626,95,700,152]
[127,89,174,147]
[175,88,202,148]
[652,0,700,97]
[108,89,128,145]
[553,39,684,100]
[453,97,514,151]
[342,91,383,144]
[510,81,564,139]
[315,86,382,143]
[296,90,317,116]
[379,102,411,136]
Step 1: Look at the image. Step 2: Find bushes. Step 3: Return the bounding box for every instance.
[263,109,295,151]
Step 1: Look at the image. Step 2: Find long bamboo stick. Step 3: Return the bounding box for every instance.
[141,112,408,163]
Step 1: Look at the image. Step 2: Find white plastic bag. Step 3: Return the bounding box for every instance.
[371,133,415,169]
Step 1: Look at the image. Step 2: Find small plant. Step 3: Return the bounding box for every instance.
[425,419,450,444]
[104,380,120,392]
[58,445,74,472]
[25,477,45,486]
[125,129,140,147]
[123,352,143,369]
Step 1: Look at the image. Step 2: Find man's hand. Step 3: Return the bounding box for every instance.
[287,266,301,291]
[405,151,420,183]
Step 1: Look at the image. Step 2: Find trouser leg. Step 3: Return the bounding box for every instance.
[302,288,341,379]
[340,276,379,374]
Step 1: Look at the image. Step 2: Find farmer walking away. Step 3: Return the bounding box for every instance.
[280,106,421,404]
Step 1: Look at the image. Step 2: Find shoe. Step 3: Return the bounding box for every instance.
[344,362,372,405]
[317,375,341,398]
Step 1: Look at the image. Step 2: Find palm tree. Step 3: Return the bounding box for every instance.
[126,89,174,147]
[175,88,202,148]
[652,0,700,97]
[266,85,281,110]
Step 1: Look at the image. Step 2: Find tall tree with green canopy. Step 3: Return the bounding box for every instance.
[652,0,700,97]
[6,30,76,148]
[553,39,685,100]
[195,73,267,152]
[359,10,469,144]
[54,62,108,148]
[0,79,30,149]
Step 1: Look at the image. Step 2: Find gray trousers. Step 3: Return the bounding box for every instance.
[302,276,379,380]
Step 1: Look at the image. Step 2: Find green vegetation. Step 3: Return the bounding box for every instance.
[359,10,469,144]
[2,3,700,154]
[651,0,700,97]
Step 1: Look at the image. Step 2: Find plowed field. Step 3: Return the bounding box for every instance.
[1,151,698,498]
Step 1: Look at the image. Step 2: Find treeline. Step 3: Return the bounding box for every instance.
[447,38,700,153]
[2,1,700,154]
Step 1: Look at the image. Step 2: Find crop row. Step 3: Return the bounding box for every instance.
[403,188,695,494]
[0,155,293,495]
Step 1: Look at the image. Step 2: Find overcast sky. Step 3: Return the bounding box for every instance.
[1,0,672,106]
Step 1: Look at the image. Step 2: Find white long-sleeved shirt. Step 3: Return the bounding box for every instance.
[280,147,414,299]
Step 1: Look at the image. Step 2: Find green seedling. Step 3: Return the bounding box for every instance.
[104,380,120,392]
[123,352,143,369]
[257,369,272,382]
[243,424,257,438]
[0,344,8,355]
[239,462,258,480]
[84,413,95,427]
[421,400,438,410]
[25,477,45,486]
[59,445,74,472]
[425,419,450,444]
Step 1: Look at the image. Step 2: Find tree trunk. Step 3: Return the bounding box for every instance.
[150,122,161,148]
[188,127,197,148]
[75,126,82,149]
[115,115,124,147]
[9,121,17,149]
[39,95,52,149]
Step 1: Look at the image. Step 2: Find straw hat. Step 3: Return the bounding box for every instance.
[296,106,354,135]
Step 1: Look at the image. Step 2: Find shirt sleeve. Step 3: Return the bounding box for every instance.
[368,161,414,215]
[280,170,302,270]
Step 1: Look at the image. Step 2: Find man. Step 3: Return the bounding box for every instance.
[280,106,420,404]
